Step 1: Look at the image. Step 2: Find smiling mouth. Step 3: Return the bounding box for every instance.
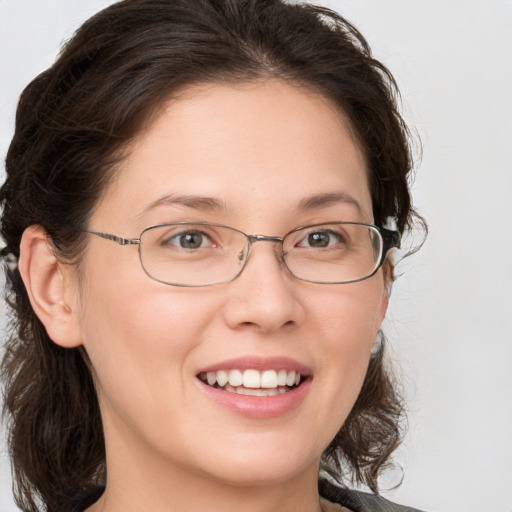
[198,369,304,396]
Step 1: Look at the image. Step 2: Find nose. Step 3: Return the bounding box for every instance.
[221,240,305,334]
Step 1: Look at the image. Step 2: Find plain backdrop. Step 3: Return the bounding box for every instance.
[1,1,511,511]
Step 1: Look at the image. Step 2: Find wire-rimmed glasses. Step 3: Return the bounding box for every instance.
[86,221,400,287]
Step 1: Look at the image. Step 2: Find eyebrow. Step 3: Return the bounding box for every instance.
[137,191,364,218]
[137,193,226,217]
[297,192,365,216]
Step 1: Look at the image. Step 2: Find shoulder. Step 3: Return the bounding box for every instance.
[319,479,428,512]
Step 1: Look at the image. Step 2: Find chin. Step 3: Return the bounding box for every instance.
[188,438,321,488]
[204,460,316,489]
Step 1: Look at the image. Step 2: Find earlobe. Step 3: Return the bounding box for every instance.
[19,225,83,348]
[378,290,389,326]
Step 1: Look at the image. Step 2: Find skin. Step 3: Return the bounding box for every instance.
[20,79,388,512]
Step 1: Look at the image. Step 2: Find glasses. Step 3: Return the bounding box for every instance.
[86,221,400,287]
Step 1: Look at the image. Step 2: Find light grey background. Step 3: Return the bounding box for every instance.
[1,1,511,511]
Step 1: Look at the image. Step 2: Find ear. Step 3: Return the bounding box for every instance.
[376,260,393,328]
[18,225,83,348]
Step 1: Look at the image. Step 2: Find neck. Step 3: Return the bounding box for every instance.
[88,422,323,512]
[89,463,323,512]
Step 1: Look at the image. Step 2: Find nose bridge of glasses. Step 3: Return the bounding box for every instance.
[243,234,286,266]
[249,234,285,256]
[249,234,284,244]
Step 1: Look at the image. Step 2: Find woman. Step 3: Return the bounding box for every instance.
[0,1,425,511]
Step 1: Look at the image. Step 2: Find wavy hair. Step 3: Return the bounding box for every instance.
[1,1,419,510]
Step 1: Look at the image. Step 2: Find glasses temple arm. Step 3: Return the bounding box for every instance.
[380,227,401,253]
[85,231,140,246]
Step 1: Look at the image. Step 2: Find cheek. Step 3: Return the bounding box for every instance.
[309,278,385,354]
[307,281,385,424]
[77,266,216,411]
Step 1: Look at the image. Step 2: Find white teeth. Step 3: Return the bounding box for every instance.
[242,369,260,388]
[260,370,278,388]
[201,368,303,391]
[228,369,243,387]
[216,370,228,387]
[236,387,277,396]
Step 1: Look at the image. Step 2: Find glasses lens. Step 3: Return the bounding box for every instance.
[139,224,248,286]
[283,223,382,283]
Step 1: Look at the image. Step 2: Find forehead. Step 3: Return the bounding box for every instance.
[93,79,372,229]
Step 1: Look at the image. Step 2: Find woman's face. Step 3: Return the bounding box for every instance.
[71,80,388,487]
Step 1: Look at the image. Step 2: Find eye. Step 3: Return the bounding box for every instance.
[296,229,343,248]
[165,230,214,249]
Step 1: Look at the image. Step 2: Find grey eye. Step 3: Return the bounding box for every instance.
[299,230,341,248]
[167,231,211,249]
[308,232,330,247]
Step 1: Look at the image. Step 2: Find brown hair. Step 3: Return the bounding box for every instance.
[1,1,419,510]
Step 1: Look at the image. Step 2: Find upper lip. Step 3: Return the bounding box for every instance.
[197,356,312,377]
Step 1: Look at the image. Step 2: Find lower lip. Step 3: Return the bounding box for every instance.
[198,378,311,419]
